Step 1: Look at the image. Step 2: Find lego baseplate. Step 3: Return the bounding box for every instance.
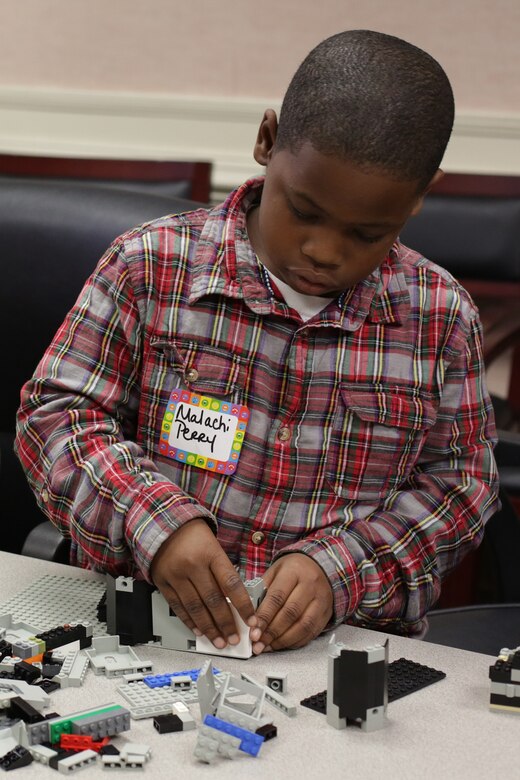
[0,575,107,635]
[300,657,446,713]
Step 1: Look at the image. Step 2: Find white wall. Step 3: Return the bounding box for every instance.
[1,0,519,196]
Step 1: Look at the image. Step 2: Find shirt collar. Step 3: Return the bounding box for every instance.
[189,176,410,329]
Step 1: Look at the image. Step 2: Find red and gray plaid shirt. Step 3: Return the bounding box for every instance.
[15,177,499,636]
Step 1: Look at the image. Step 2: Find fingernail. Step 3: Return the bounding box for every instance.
[253,641,265,655]
[228,633,240,645]
[251,628,262,642]
[213,636,226,649]
[193,628,203,637]
[247,616,257,628]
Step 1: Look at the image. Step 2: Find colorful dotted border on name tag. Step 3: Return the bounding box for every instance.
[159,389,250,474]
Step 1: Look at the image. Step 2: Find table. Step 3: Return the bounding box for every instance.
[0,551,518,779]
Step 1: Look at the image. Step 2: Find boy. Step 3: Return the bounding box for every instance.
[15,30,499,654]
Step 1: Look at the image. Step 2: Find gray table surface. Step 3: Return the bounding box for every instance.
[0,551,518,779]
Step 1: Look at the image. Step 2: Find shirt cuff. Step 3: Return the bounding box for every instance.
[273,535,365,629]
[124,482,217,583]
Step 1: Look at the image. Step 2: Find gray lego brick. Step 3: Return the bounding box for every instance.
[0,575,107,635]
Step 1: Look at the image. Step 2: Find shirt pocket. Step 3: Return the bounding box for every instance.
[148,338,245,398]
[325,384,438,501]
[139,338,246,452]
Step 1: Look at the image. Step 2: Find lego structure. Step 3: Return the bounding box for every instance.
[489,646,520,714]
[106,574,266,659]
[326,635,389,732]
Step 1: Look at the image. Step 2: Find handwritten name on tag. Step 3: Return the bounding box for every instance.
[159,389,249,474]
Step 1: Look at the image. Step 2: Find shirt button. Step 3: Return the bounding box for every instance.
[41,489,49,503]
[185,368,199,382]
[277,426,291,442]
[251,531,265,545]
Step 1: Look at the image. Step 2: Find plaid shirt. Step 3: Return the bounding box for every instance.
[15,177,499,636]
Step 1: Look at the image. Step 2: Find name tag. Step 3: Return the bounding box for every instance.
[159,389,249,475]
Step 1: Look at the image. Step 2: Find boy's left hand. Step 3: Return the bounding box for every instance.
[250,553,333,653]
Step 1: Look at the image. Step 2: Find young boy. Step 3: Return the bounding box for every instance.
[15,30,499,655]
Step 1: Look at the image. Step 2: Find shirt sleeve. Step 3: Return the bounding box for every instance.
[15,239,217,581]
[273,312,500,636]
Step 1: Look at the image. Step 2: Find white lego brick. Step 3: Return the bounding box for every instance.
[27,743,58,765]
[0,680,50,711]
[57,749,97,773]
[53,648,90,687]
[195,603,252,659]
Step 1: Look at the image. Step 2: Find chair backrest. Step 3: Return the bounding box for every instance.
[1,177,204,553]
[0,154,212,203]
[400,173,520,290]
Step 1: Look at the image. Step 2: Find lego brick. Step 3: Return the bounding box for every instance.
[153,714,183,733]
[57,749,97,773]
[70,705,131,739]
[11,638,42,660]
[143,668,212,688]
[118,742,152,767]
[255,722,277,741]
[0,616,42,646]
[0,745,33,771]
[240,671,297,717]
[52,649,89,688]
[266,674,288,695]
[244,578,266,610]
[36,623,93,653]
[196,724,241,761]
[6,696,43,724]
[204,714,264,757]
[193,729,220,764]
[60,734,110,753]
[195,602,252,659]
[172,701,196,730]
[105,576,155,646]
[0,679,51,712]
[26,743,58,765]
[151,590,197,653]
[387,658,446,702]
[84,636,152,678]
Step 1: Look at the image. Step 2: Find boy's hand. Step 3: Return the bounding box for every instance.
[250,553,333,653]
[150,519,255,649]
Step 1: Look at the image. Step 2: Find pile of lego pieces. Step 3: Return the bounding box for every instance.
[0,614,152,772]
[0,608,298,772]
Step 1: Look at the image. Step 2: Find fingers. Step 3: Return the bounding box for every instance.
[251,556,333,653]
[151,520,252,647]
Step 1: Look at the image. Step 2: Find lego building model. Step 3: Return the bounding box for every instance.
[105,574,266,659]
[489,646,520,714]
[326,635,389,732]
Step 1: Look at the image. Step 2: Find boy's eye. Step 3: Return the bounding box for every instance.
[288,203,318,222]
[355,231,385,244]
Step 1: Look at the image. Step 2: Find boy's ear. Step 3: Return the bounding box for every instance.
[410,169,445,216]
[253,109,279,166]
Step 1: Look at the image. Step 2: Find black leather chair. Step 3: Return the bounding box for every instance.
[400,172,520,429]
[1,178,203,555]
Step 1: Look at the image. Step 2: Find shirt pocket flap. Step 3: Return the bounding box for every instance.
[151,338,244,396]
[340,385,438,431]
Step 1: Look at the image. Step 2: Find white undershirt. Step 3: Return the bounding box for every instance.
[266,269,334,322]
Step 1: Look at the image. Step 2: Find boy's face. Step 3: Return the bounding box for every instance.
[248,115,432,298]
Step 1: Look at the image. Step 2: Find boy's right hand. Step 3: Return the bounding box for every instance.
[150,518,255,649]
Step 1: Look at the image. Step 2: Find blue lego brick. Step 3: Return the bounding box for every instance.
[203,715,264,757]
[143,667,220,688]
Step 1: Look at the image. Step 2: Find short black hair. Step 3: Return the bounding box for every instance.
[275,30,454,188]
